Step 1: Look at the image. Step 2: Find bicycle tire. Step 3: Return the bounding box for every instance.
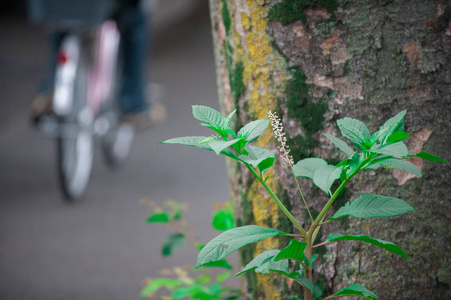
[57,38,94,201]
[100,28,135,168]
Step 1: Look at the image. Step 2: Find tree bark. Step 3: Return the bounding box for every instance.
[208,0,451,299]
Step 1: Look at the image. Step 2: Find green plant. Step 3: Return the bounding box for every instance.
[140,199,240,299]
[158,105,448,299]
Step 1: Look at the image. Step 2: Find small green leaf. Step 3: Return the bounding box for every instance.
[255,256,290,275]
[162,233,186,257]
[367,158,422,177]
[313,165,342,195]
[195,274,212,285]
[328,283,378,300]
[323,133,355,157]
[201,259,233,270]
[146,212,170,223]
[225,109,237,127]
[330,193,416,220]
[386,131,411,143]
[415,151,449,164]
[196,226,287,268]
[324,233,406,260]
[293,158,328,179]
[371,109,407,145]
[235,250,280,276]
[212,210,235,231]
[337,117,371,149]
[238,119,270,142]
[370,141,408,158]
[140,278,183,296]
[240,146,276,176]
[274,239,308,262]
[208,138,242,155]
[192,105,225,130]
[307,254,319,267]
[216,272,231,283]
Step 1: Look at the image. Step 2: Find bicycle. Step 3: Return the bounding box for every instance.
[28,0,135,201]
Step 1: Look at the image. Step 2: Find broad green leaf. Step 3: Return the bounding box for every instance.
[196,225,287,268]
[324,233,406,260]
[146,212,169,223]
[225,109,236,127]
[238,119,270,142]
[274,239,307,262]
[192,105,225,129]
[380,158,422,177]
[323,133,355,157]
[195,274,212,285]
[140,278,183,296]
[367,158,422,177]
[162,233,186,257]
[208,138,241,155]
[328,283,378,300]
[293,158,328,179]
[330,193,416,220]
[201,259,233,270]
[235,250,280,276]
[212,210,235,231]
[386,131,411,143]
[313,165,342,195]
[337,117,371,149]
[371,109,407,145]
[159,136,236,159]
[415,151,449,164]
[289,271,315,292]
[370,141,408,158]
[240,146,276,176]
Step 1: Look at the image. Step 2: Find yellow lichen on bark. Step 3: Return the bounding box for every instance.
[231,2,292,298]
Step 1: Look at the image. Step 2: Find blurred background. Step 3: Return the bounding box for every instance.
[0,0,236,298]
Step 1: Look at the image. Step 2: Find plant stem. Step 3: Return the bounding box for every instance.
[248,166,307,236]
[291,167,313,223]
[304,235,313,300]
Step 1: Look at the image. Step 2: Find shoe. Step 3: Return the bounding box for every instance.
[123,101,167,130]
[31,92,53,126]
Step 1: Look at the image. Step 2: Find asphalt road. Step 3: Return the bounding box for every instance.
[0,3,236,299]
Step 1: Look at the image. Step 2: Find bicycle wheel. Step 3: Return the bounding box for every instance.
[57,39,94,201]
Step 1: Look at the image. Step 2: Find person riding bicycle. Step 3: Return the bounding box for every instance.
[31,0,166,130]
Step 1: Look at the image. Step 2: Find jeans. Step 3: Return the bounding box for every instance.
[46,1,150,115]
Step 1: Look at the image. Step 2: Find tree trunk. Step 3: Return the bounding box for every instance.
[208,0,451,299]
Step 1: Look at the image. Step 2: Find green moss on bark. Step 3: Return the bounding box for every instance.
[283,67,329,161]
[268,0,339,25]
[221,0,231,35]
